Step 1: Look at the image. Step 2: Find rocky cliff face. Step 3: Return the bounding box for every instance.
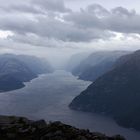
[69,50,140,130]
[0,115,125,140]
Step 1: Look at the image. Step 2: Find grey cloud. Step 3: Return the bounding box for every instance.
[106,7,140,33]
[86,4,110,16]
[0,1,140,45]
[4,4,44,14]
[0,14,113,42]
[33,0,71,13]
[111,7,136,16]
[0,15,37,34]
[35,17,110,42]
[8,33,59,47]
[0,0,70,14]
[0,0,36,13]
[64,4,140,34]
[64,9,105,29]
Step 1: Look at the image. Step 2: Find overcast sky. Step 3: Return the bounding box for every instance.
[65,0,140,12]
[0,0,140,66]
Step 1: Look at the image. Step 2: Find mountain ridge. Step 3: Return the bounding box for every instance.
[0,54,53,92]
[69,51,130,81]
[69,50,140,130]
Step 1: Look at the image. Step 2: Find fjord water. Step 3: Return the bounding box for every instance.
[0,70,140,140]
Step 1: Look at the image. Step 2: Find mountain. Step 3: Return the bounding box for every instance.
[0,115,125,140]
[1,54,53,74]
[69,50,140,130]
[65,52,91,72]
[16,54,53,74]
[78,59,116,81]
[0,54,53,92]
[0,75,25,92]
[71,51,129,81]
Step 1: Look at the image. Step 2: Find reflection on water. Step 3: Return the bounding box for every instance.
[0,70,139,140]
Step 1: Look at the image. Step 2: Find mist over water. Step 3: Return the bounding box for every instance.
[0,70,140,140]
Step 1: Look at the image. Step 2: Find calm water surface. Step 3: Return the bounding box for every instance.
[0,70,139,140]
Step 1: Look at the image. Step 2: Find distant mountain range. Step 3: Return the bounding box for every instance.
[0,54,53,92]
[65,52,91,72]
[68,51,129,81]
[69,50,140,130]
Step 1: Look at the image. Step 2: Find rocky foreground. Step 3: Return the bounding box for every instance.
[0,116,125,140]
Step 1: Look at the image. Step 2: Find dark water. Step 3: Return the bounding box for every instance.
[0,70,140,140]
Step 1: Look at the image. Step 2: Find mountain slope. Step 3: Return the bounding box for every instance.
[79,59,115,81]
[0,54,53,92]
[1,54,53,74]
[69,50,140,130]
[65,52,91,72]
[71,51,129,81]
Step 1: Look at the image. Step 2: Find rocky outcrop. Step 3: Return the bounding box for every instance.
[0,115,125,140]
